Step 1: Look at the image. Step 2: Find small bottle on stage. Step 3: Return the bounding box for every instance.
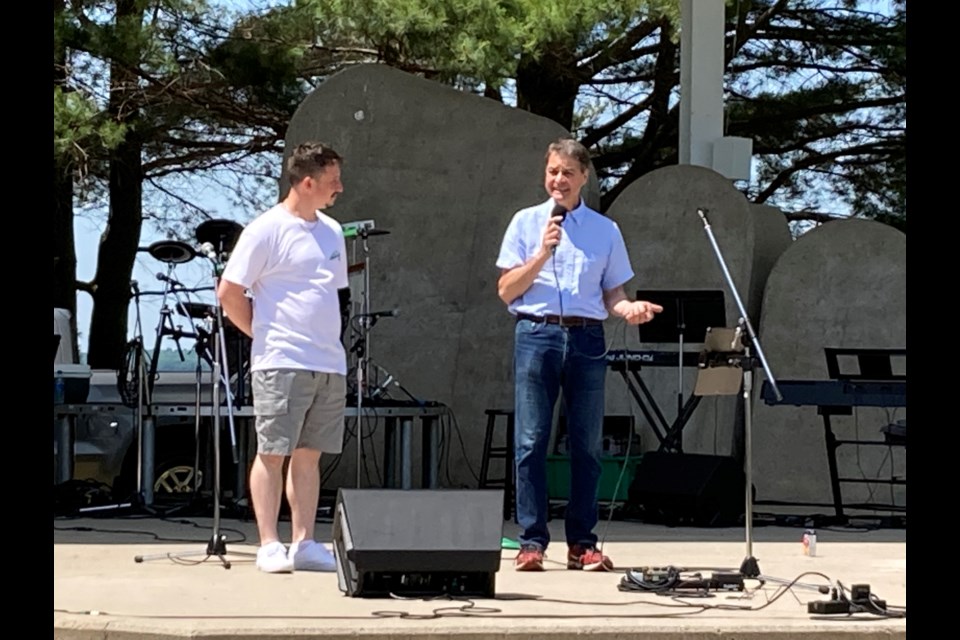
[802,529,817,557]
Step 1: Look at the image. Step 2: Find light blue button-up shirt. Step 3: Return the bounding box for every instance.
[496,198,635,319]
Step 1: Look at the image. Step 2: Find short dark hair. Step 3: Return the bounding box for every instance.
[286,142,343,185]
[545,137,590,172]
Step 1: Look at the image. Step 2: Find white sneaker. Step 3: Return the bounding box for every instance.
[289,540,337,572]
[256,541,295,573]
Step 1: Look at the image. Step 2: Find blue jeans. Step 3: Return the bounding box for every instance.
[513,319,607,550]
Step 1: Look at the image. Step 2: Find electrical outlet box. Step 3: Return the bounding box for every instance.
[850,584,871,600]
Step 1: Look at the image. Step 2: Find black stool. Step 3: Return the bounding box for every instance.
[478,409,515,520]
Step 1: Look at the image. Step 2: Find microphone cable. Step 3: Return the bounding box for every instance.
[550,203,567,321]
[552,257,564,320]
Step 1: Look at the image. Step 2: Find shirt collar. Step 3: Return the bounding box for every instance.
[562,198,587,226]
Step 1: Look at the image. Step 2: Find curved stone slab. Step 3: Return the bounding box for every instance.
[751,219,906,510]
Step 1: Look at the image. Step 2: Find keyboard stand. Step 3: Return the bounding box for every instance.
[820,348,907,521]
[609,359,700,452]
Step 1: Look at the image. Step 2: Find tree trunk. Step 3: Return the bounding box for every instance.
[86,0,145,370]
[86,140,143,369]
[53,0,79,362]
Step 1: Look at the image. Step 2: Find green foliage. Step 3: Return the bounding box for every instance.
[307,0,674,85]
[206,3,314,112]
[53,86,128,164]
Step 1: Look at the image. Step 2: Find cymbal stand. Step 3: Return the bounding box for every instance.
[135,258,254,569]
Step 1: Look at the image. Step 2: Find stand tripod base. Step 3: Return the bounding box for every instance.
[133,532,257,570]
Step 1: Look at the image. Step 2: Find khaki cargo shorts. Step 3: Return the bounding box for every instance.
[252,369,346,455]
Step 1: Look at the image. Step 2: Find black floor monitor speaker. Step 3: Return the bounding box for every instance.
[332,489,504,598]
[628,452,747,527]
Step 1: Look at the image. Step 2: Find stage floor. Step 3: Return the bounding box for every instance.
[54,513,906,639]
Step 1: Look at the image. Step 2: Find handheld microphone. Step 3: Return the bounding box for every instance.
[156,272,185,287]
[550,202,567,254]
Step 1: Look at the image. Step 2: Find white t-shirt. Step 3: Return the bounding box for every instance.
[222,204,349,374]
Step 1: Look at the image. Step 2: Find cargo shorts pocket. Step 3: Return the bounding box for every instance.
[252,370,294,416]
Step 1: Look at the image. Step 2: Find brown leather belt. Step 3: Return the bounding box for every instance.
[516,313,603,327]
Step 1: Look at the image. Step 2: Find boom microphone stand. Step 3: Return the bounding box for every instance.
[696,208,782,578]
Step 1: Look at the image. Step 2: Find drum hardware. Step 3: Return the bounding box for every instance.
[131,286,214,296]
[174,302,249,403]
[120,223,248,513]
[118,262,208,511]
[146,240,197,265]
[196,219,244,263]
[135,220,256,569]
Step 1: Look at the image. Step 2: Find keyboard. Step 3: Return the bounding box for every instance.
[761,379,906,408]
[606,349,700,369]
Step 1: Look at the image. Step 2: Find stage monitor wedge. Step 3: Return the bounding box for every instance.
[628,452,746,527]
[333,489,504,598]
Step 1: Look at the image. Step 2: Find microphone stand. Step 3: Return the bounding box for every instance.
[354,229,372,488]
[134,253,255,569]
[696,208,782,579]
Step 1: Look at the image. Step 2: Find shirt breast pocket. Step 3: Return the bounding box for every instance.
[575,252,604,290]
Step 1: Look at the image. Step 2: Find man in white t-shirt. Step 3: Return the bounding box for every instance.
[218,142,349,573]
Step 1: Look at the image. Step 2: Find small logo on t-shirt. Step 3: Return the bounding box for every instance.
[330,250,342,261]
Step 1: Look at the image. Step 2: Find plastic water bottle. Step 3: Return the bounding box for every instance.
[54,371,66,405]
[802,529,817,557]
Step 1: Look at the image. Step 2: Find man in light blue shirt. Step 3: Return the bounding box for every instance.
[496,138,663,572]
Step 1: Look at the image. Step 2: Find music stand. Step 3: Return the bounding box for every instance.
[634,290,726,451]
[636,290,726,346]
